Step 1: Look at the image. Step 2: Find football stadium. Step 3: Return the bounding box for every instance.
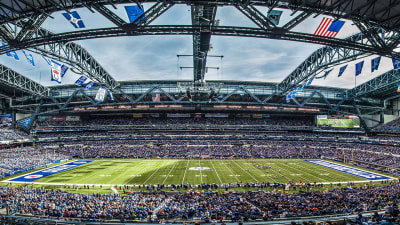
[0,0,400,224]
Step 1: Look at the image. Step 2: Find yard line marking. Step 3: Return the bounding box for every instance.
[162,162,177,184]
[143,161,167,185]
[223,161,240,182]
[264,161,295,183]
[277,161,316,182]
[232,160,258,182]
[250,160,280,183]
[275,161,312,183]
[106,162,135,184]
[293,162,331,182]
[295,160,345,182]
[181,159,190,184]
[72,162,119,184]
[210,160,223,184]
[125,161,152,184]
[198,159,203,184]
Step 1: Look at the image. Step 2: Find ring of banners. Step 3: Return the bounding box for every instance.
[286,54,392,103]
[1,6,147,105]
[1,10,399,102]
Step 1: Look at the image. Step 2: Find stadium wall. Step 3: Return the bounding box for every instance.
[390,97,400,117]
[364,114,381,128]
[384,114,398,124]
[16,113,31,120]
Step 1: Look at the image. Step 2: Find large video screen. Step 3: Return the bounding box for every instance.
[316,115,360,128]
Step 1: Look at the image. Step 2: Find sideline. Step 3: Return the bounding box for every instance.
[2,178,396,187]
[110,186,118,194]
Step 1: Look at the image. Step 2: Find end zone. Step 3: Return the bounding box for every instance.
[5,160,93,183]
[305,160,395,181]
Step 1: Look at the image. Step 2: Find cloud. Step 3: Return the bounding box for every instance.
[0,3,394,90]
[314,56,394,89]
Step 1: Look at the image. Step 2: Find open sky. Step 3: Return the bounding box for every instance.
[0,3,395,89]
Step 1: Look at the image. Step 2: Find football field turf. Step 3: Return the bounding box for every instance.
[29,159,376,185]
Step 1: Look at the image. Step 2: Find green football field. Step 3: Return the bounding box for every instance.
[28,159,374,185]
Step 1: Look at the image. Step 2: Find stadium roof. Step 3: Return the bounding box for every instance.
[0,0,398,91]
[1,0,400,29]
[1,0,400,131]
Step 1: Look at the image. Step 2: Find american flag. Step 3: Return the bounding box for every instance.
[314,17,345,38]
[151,93,160,102]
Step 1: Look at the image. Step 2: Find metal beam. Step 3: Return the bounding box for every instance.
[9,81,382,121]
[277,28,389,95]
[0,25,393,57]
[2,0,400,31]
[235,4,276,30]
[0,24,14,42]
[282,11,313,31]
[15,13,48,41]
[0,64,48,96]
[353,20,387,50]
[15,25,120,90]
[191,5,217,82]
[346,69,400,98]
[92,4,126,27]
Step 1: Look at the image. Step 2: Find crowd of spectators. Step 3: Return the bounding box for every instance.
[35,117,315,129]
[1,117,400,223]
[0,183,398,223]
[0,147,70,177]
[375,117,400,132]
[0,129,29,141]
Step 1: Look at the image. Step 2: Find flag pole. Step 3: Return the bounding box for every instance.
[355,73,356,87]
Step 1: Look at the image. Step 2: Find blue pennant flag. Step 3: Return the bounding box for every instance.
[74,76,87,86]
[392,55,400,69]
[355,61,364,76]
[286,92,294,102]
[291,91,297,99]
[22,50,35,66]
[306,76,314,86]
[323,69,333,79]
[371,56,381,72]
[125,5,145,24]
[84,81,95,90]
[267,10,283,25]
[62,11,85,28]
[286,93,293,102]
[338,65,347,77]
[300,83,306,90]
[60,65,69,77]
[109,92,114,101]
[42,55,51,65]
[1,42,19,61]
